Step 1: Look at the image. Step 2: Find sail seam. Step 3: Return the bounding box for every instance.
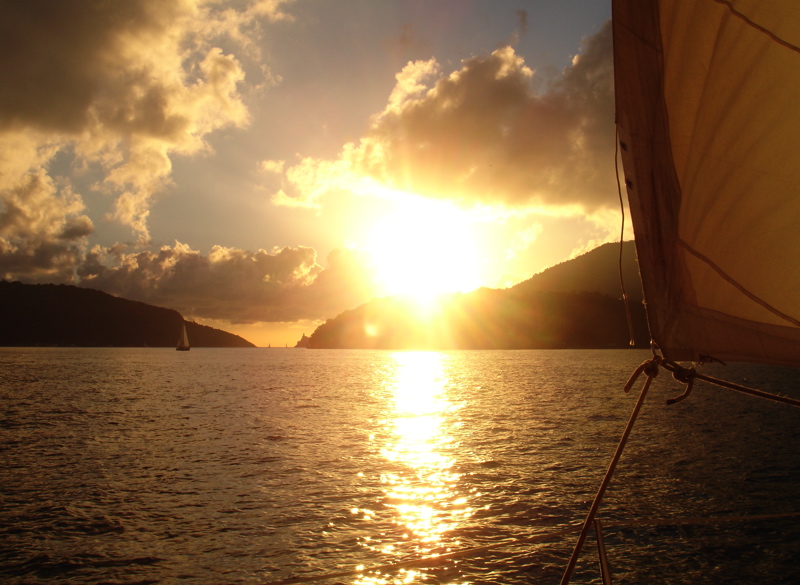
[712,0,800,53]
[679,239,800,328]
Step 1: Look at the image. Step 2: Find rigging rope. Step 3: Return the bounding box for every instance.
[615,127,636,347]
[317,356,796,585]
[560,357,660,585]
[661,359,800,408]
[560,354,800,583]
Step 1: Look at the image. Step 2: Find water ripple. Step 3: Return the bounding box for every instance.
[1,348,799,584]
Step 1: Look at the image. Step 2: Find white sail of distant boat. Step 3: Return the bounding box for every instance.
[176,321,190,351]
[561,2,800,582]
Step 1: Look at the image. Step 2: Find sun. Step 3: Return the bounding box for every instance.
[365,195,482,303]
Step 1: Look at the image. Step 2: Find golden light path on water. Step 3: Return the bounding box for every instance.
[355,352,474,585]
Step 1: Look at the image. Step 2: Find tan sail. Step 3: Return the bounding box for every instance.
[614,0,800,366]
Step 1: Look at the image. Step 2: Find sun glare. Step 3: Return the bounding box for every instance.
[365,195,481,303]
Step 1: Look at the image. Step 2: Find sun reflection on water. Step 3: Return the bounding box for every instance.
[355,352,473,584]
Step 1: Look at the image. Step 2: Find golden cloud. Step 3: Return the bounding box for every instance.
[0,170,94,282]
[276,21,615,213]
[0,0,279,248]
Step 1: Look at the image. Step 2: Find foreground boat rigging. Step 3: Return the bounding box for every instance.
[561,355,800,584]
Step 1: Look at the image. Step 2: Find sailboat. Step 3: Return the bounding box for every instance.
[561,1,800,582]
[176,321,190,351]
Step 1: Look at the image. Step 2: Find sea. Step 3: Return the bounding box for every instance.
[2,348,800,585]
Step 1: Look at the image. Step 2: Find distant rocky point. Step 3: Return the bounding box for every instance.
[0,281,255,348]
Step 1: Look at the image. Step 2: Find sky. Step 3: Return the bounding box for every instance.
[0,0,624,347]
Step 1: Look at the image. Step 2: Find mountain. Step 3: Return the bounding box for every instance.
[0,281,255,348]
[511,241,643,302]
[308,241,650,350]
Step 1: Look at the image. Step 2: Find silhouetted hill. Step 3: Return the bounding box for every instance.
[308,242,649,350]
[0,281,255,348]
[512,241,643,302]
[309,289,648,350]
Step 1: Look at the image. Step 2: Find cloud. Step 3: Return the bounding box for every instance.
[277,20,615,213]
[387,58,440,109]
[0,170,94,282]
[78,241,380,323]
[0,0,287,244]
[272,155,360,208]
[0,0,382,326]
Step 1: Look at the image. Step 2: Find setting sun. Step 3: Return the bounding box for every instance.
[365,195,482,302]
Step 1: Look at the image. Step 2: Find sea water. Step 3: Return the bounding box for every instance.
[1,348,800,585]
